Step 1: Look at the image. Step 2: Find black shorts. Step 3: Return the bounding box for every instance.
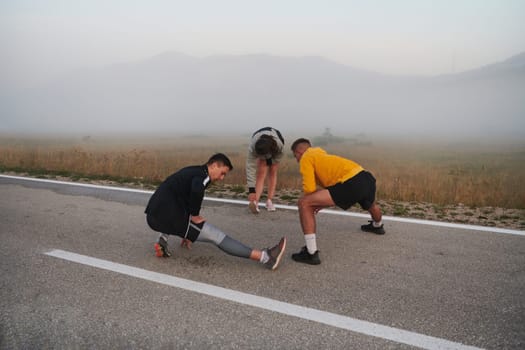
[328,171,376,211]
[146,210,189,238]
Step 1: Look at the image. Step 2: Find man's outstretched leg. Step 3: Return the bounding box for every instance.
[194,221,287,270]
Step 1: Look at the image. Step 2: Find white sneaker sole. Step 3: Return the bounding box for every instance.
[270,237,287,270]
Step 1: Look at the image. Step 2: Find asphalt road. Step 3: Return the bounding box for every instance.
[1,175,524,349]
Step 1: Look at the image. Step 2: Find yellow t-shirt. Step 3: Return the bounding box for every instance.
[299,147,364,194]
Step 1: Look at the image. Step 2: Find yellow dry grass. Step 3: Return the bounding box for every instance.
[1,134,524,209]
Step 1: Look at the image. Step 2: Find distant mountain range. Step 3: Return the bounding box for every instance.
[2,51,524,138]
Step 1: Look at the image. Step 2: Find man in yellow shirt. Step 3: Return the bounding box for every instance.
[290,138,385,265]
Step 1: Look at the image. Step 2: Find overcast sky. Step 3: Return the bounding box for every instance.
[1,0,524,88]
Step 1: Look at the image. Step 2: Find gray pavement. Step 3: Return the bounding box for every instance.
[1,176,524,349]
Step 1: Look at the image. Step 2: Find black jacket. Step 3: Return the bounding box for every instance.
[145,165,210,234]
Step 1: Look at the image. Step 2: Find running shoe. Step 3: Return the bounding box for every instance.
[154,237,171,257]
[264,237,287,270]
[361,221,386,235]
[266,199,276,212]
[291,246,321,265]
[249,201,260,214]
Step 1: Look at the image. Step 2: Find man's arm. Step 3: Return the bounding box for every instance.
[300,157,317,194]
[188,177,206,216]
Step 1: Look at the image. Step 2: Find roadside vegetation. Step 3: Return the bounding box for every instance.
[1,133,524,229]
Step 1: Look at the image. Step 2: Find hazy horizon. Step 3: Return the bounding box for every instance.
[1,1,524,139]
[2,1,524,88]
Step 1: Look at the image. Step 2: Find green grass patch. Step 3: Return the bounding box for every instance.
[393,204,408,216]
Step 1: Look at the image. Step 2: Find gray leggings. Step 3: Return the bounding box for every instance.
[194,222,252,259]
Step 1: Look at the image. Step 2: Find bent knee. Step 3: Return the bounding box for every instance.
[298,196,313,209]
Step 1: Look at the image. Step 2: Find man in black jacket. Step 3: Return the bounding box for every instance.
[145,153,286,270]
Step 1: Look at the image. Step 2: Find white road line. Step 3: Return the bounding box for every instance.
[0,174,153,194]
[45,249,483,350]
[2,174,523,236]
[206,197,524,236]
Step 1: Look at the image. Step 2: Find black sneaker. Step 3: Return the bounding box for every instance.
[154,237,171,257]
[361,221,386,235]
[264,237,287,270]
[292,246,321,265]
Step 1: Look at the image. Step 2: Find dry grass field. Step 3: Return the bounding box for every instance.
[1,133,524,229]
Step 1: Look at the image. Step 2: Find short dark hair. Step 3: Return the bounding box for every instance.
[254,135,279,157]
[207,153,233,170]
[291,138,311,152]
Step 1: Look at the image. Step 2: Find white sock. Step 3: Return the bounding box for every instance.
[373,221,383,228]
[260,249,270,263]
[304,233,317,254]
[159,234,168,242]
